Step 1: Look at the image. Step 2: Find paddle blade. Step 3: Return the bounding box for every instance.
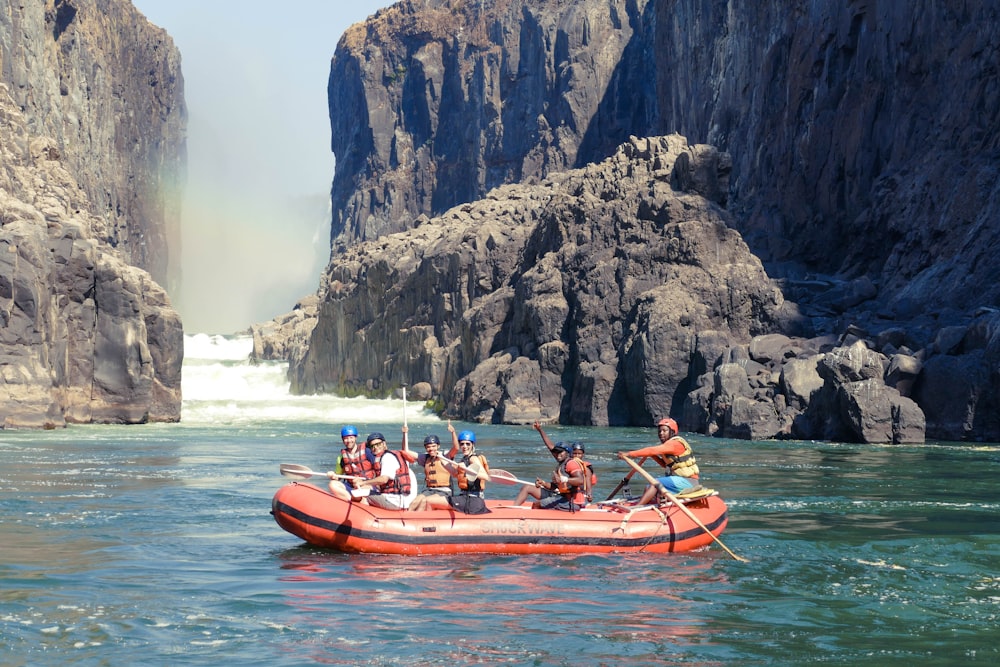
[488,469,535,486]
[280,463,325,480]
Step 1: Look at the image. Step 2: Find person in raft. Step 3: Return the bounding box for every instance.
[513,444,588,511]
[333,432,416,510]
[617,417,700,505]
[400,422,459,511]
[326,425,378,500]
[531,421,597,502]
[568,442,597,503]
[443,430,491,513]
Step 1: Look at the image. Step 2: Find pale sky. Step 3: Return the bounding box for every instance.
[131,1,391,334]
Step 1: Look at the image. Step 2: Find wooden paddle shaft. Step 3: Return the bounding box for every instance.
[620,455,748,562]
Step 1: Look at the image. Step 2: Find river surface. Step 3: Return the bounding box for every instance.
[1,335,997,666]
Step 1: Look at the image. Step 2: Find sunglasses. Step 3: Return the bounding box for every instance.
[369,440,386,446]
[459,441,474,446]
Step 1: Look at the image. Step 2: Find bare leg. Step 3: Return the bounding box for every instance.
[514,485,542,506]
[636,484,659,506]
[328,480,352,501]
[424,495,453,510]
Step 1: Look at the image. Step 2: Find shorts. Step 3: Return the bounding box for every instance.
[655,475,697,493]
[367,493,410,510]
[415,487,452,500]
[537,490,582,512]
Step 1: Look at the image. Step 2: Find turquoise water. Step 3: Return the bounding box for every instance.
[2,422,997,666]
[1,336,997,665]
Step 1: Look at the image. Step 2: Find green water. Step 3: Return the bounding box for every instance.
[1,421,997,666]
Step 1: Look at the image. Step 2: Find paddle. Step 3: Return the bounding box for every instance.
[487,469,536,486]
[604,455,647,500]
[279,463,360,481]
[402,383,408,428]
[620,455,749,563]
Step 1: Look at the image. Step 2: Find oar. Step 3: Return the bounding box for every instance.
[402,383,408,428]
[279,463,360,481]
[620,455,749,563]
[488,469,536,486]
[604,455,647,500]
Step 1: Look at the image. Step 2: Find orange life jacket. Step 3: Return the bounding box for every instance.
[556,458,588,506]
[457,453,489,495]
[423,455,452,489]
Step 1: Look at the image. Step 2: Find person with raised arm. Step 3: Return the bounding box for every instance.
[403,421,460,511]
[513,443,588,511]
[442,430,491,514]
[526,421,596,504]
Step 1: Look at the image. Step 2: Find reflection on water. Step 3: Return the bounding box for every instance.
[272,546,733,664]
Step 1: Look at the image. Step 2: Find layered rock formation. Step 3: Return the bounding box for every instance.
[0,0,185,427]
[259,0,1000,442]
[327,0,657,244]
[288,135,797,426]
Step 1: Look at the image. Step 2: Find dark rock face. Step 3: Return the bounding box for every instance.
[0,1,184,427]
[328,0,657,244]
[268,0,1000,442]
[654,0,1000,318]
[1,0,186,291]
[290,135,795,426]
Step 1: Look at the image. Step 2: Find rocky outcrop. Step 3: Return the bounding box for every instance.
[654,0,1000,321]
[328,0,657,245]
[285,135,798,426]
[263,0,1000,442]
[1,0,186,291]
[328,1,1000,323]
[0,1,185,428]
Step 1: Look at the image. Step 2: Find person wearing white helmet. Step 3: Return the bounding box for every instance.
[618,417,700,505]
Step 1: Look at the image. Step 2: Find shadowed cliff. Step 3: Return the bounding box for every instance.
[265,0,1000,441]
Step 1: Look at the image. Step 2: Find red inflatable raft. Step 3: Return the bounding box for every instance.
[271,481,729,555]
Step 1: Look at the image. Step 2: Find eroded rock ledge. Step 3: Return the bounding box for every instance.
[256,133,1000,442]
[0,85,182,428]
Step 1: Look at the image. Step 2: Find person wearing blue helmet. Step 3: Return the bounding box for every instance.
[327,424,377,501]
[443,427,491,514]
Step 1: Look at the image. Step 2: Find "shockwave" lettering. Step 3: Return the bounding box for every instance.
[480,522,567,535]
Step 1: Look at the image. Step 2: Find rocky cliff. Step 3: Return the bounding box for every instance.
[264,0,1000,441]
[0,0,185,428]
[293,135,799,424]
[327,0,657,245]
[1,0,185,290]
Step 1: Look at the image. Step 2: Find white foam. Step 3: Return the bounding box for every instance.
[181,334,439,425]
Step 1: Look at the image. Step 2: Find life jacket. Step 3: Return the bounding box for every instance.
[373,450,412,495]
[423,455,452,490]
[457,453,489,495]
[664,436,700,478]
[556,458,588,506]
[578,458,596,502]
[340,445,377,479]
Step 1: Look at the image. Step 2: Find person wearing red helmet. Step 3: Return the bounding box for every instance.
[618,417,700,505]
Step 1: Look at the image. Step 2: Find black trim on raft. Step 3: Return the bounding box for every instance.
[273,499,727,550]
